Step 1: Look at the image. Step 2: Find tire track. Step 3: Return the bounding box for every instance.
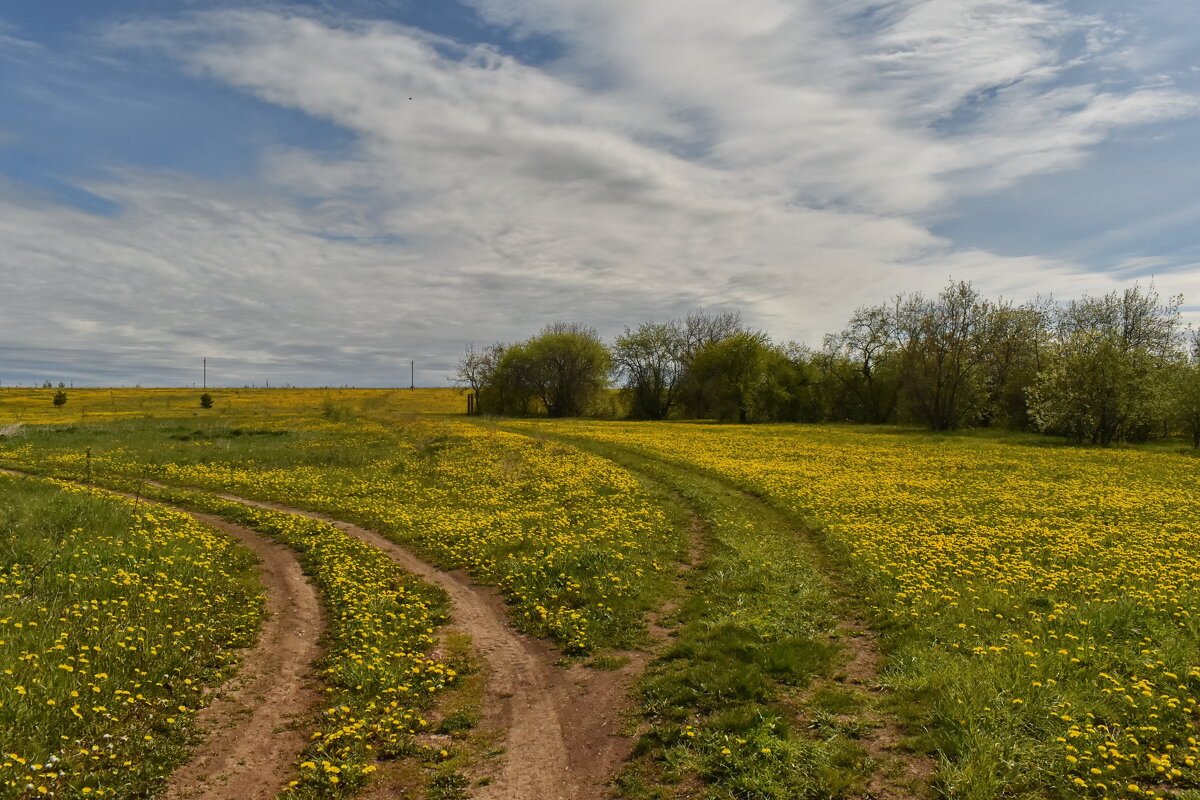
[200,490,633,800]
[504,439,936,799]
[156,509,323,800]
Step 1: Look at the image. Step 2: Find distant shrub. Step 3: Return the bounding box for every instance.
[199,393,214,409]
[52,390,68,407]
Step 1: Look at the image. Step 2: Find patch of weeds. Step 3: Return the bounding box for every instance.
[587,654,631,671]
[437,709,480,736]
[427,770,470,800]
[809,686,863,715]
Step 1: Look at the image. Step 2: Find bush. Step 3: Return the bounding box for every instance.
[52,390,67,407]
[199,393,214,409]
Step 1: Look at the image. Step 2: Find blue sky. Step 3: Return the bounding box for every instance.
[2,0,1198,386]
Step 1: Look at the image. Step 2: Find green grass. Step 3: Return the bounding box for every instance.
[524,435,878,800]
[0,474,262,799]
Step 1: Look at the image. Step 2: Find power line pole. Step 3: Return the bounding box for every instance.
[410,359,415,390]
[203,358,207,390]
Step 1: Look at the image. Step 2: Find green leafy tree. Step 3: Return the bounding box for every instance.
[683,330,773,423]
[465,324,611,418]
[1028,286,1183,445]
[754,343,824,423]
[895,281,997,430]
[677,310,747,418]
[979,299,1052,429]
[525,322,612,417]
[613,321,685,419]
[488,342,541,416]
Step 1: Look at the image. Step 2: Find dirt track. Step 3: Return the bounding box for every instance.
[208,491,639,800]
[157,510,324,800]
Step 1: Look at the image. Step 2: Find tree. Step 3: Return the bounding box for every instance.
[1028,285,1183,445]
[681,309,744,365]
[488,342,541,416]
[52,390,67,407]
[524,322,612,417]
[895,281,996,430]
[677,310,747,417]
[453,343,505,413]
[754,342,824,423]
[818,303,901,423]
[613,321,685,419]
[464,324,611,418]
[979,299,1052,429]
[199,393,214,409]
[683,330,772,423]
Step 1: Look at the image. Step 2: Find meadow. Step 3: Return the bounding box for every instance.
[5,388,1200,799]
[519,420,1200,800]
[0,474,262,798]
[0,394,678,655]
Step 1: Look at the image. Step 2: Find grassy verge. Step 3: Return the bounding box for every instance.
[0,474,262,799]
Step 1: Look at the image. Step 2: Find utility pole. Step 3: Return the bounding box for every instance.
[203,358,207,390]
[410,360,415,390]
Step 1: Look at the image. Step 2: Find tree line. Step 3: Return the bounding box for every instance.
[455,282,1200,446]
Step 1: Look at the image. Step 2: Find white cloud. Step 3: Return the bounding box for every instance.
[3,2,1198,384]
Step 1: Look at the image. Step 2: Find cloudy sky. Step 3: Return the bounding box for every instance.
[2,0,1198,386]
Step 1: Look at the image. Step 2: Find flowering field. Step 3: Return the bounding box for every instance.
[0,475,262,799]
[10,387,1199,799]
[519,420,1200,799]
[0,409,677,655]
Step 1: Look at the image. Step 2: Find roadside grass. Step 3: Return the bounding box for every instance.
[0,474,262,799]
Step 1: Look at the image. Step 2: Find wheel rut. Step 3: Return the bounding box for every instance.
[0,469,325,800]
[156,509,323,800]
[201,490,635,800]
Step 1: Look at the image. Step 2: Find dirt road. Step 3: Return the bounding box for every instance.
[207,491,639,800]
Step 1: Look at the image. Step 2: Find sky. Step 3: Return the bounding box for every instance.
[2,0,1199,387]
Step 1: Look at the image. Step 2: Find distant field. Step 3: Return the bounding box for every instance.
[0,387,465,424]
[5,390,1200,799]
